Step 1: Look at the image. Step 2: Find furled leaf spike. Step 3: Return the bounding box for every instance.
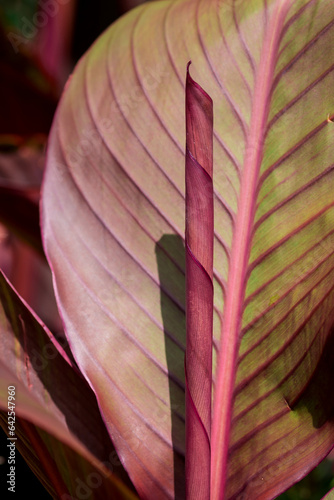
[185,61,214,500]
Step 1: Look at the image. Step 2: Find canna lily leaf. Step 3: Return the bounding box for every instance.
[185,62,213,499]
[42,0,334,498]
[31,0,76,88]
[0,138,63,331]
[0,270,137,499]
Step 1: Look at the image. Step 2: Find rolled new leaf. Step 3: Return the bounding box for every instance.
[185,62,214,500]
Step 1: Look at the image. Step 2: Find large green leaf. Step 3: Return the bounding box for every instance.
[42,0,334,498]
[0,270,137,499]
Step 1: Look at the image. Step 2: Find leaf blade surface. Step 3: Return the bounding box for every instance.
[42,0,334,498]
[0,271,136,499]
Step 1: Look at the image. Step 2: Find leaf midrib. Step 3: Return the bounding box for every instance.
[210,2,294,498]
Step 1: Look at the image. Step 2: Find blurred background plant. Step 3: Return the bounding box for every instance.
[0,1,332,498]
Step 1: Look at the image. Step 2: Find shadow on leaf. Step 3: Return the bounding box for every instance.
[156,234,186,500]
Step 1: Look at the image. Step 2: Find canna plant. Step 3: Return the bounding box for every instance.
[185,62,214,499]
[1,0,334,499]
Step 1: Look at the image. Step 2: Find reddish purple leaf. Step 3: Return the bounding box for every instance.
[0,270,137,499]
[32,0,76,88]
[42,0,334,498]
[185,62,213,500]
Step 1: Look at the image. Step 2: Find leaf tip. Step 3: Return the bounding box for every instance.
[186,62,213,104]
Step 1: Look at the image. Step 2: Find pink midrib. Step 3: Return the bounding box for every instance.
[210,1,293,499]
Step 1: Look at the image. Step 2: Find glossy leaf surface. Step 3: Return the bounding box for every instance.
[42,0,334,498]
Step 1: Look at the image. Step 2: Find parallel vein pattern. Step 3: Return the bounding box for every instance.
[226,0,334,498]
[42,0,334,499]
